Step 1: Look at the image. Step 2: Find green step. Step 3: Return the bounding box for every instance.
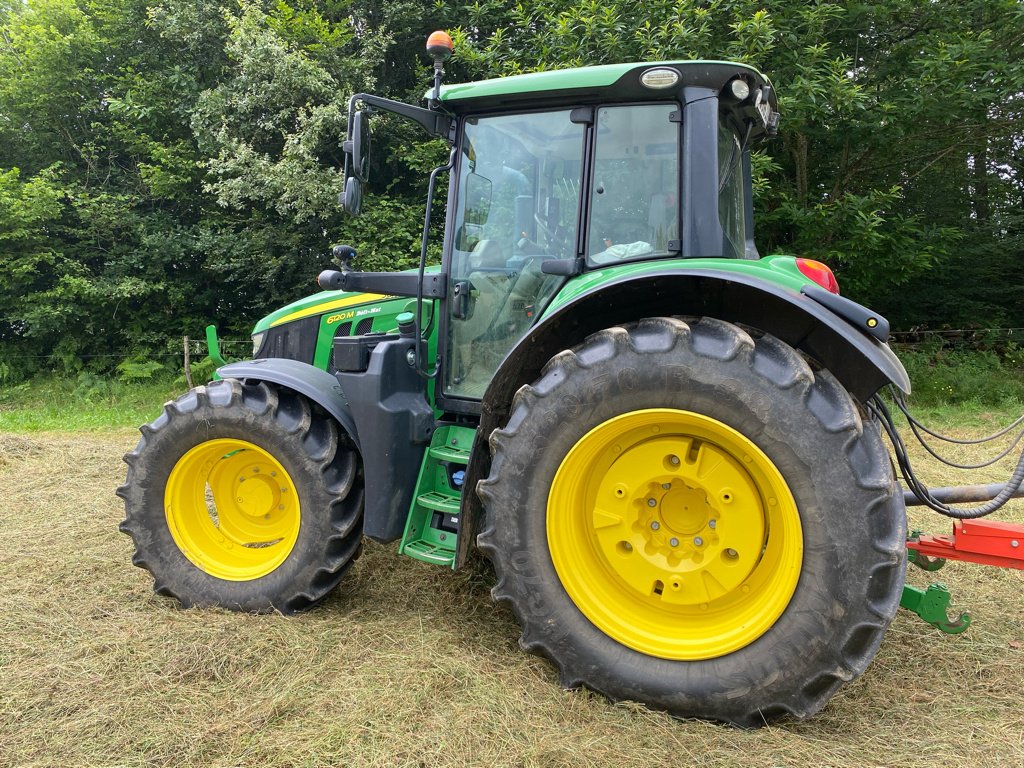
[428,444,471,463]
[416,490,461,514]
[403,539,457,566]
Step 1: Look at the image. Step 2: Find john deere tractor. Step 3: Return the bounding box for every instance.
[119,33,1024,725]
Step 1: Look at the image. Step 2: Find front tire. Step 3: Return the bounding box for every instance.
[118,379,364,613]
[477,317,905,725]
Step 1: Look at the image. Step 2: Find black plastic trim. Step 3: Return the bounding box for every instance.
[801,284,891,342]
[336,336,435,542]
[318,270,446,298]
[681,87,722,257]
[256,315,320,364]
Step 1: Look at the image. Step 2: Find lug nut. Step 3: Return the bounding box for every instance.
[662,483,671,490]
[668,455,680,466]
[709,520,716,529]
[650,521,660,531]
[647,498,657,507]
[670,537,679,547]
[693,536,704,546]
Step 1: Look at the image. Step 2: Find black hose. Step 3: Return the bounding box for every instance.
[894,390,1024,444]
[903,412,1024,469]
[869,391,1024,519]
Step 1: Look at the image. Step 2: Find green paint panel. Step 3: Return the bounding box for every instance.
[432,60,769,104]
[252,265,442,334]
[543,254,811,317]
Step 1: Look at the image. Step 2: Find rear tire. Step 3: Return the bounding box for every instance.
[477,317,905,725]
[118,379,363,613]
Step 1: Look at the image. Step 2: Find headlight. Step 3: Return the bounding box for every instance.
[251,332,266,357]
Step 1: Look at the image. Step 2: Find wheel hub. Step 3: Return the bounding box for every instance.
[548,409,802,660]
[596,437,767,607]
[659,484,711,535]
[165,439,300,581]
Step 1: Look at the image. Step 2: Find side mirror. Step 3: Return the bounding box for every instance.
[455,224,482,251]
[342,176,362,216]
[348,110,371,182]
[464,172,492,225]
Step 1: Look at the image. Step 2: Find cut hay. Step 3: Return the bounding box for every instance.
[0,425,1021,767]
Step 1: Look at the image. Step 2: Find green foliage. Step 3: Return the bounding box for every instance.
[176,354,219,387]
[115,358,165,382]
[452,0,1024,312]
[1,0,1023,380]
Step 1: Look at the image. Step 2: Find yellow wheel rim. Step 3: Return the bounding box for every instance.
[165,439,300,581]
[547,409,802,660]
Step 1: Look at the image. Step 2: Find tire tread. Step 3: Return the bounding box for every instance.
[477,316,906,725]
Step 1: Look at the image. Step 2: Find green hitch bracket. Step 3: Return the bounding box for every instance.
[205,324,228,368]
[900,582,971,634]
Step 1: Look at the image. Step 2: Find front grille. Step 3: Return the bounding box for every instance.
[256,315,320,364]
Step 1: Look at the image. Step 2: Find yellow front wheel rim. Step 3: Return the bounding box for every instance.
[548,409,802,660]
[165,439,300,581]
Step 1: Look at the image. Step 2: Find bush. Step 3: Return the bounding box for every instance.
[896,344,1024,408]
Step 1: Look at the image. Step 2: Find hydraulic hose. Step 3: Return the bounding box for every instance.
[869,391,1024,519]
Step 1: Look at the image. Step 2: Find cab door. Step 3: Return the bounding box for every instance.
[444,110,586,400]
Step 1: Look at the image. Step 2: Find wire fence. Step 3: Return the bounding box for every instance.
[888,327,1023,352]
[2,329,1022,365]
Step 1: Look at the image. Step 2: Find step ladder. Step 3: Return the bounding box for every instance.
[398,424,475,567]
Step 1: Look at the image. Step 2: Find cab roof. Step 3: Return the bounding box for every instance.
[430,60,773,111]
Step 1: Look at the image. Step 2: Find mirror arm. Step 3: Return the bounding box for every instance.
[317,270,447,298]
[349,93,454,139]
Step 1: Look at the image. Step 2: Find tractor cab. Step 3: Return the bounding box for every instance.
[335,53,780,405]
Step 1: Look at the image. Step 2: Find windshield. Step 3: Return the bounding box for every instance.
[443,104,751,400]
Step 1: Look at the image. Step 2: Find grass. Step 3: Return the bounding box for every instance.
[1,343,1022,434]
[0,375,183,432]
[1,402,1023,766]
[896,344,1024,410]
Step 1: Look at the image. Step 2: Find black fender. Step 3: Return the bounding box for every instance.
[454,268,910,567]
[217,359,360,453]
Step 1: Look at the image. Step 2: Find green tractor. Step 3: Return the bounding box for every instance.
[119,34,1017,725]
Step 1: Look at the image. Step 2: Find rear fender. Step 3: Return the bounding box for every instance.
[454,269,909,567]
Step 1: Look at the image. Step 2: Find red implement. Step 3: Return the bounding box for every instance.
[908,519,1024,570]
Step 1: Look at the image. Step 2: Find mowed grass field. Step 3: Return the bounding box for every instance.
[1,407,1023,767]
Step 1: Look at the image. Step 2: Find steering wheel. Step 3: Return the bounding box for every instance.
[530,213,572,258]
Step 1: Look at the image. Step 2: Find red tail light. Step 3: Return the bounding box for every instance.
[796,258,840,294]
